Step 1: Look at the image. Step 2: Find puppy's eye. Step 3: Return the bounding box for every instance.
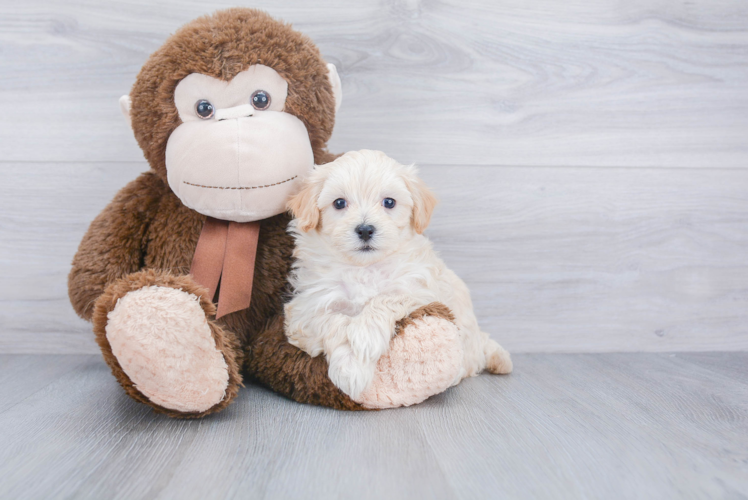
[382,198,396,209]
[251,90,271,110]
[195,100,215,119]
[333,198,347,210]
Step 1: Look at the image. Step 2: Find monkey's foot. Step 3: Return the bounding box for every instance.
[356,303,464,409]
[93,271,242,418]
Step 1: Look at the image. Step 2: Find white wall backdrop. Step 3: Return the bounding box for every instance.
[1,0,747,353]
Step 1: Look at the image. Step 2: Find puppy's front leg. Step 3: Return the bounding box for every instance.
[347,295,421,363]
[327,343,376,400]
[286,307,353,358]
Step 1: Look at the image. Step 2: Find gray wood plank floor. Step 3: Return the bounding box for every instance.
[0,353,746,499]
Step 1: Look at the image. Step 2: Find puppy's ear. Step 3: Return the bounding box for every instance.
[403,166,438,234]
[287,175,324,232]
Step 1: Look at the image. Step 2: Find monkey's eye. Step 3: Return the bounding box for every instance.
[333,198,347,210]
[251,90,271,110]
[195,100,215,119]
[383,198,396,209]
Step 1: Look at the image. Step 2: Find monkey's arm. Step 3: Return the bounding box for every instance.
[68,171,167,320]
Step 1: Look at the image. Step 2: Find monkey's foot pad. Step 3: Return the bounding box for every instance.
[356,315,464,409]
[106,286,229,413]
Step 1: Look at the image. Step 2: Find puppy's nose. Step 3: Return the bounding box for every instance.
[355,224,375,242]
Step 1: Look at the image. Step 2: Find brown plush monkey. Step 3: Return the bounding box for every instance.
[68,8,463,418]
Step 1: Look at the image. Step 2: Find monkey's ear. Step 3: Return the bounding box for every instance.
[326,63,343,113]
[403,166,438,234]
[287,176,324,232]
[119,95,132,128]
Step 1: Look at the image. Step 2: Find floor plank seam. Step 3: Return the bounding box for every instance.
[0,356,97,417]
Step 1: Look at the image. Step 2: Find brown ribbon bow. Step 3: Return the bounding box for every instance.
[190,217,260,319]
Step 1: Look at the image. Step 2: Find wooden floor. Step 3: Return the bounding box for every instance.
[1,2,746,497]
[1,353,746,499]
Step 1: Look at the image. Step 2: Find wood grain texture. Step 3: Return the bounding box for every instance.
[0,354,94,413]
[2,162,747,353]
[1,0,747,354]
[0,0,747,166]
[423,165,748,352]
[0,353,745,499]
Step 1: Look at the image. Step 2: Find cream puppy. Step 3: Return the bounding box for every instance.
[284,150,512,400]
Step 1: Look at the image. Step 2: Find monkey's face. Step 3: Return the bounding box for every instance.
[165,64,315,222]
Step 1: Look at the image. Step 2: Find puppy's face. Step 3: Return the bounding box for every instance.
[288,150,437,266]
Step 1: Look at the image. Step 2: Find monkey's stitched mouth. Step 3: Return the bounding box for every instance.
[183,175,297,190]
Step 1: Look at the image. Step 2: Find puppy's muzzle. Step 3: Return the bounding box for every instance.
[355,224,375,242]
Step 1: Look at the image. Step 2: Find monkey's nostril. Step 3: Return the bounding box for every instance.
[355,224,375,242]
[214,104,255,121]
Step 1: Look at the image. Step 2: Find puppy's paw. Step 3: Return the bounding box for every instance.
[484,339,513,375]
[355,314,463,409]
[348,323,390,363]
[327,345,376,400]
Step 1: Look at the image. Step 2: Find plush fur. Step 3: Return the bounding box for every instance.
[106,286,230,413]
[91,269,243,418]
[128,8,338,183]
[359,313,463,408]
[285,150,512,399]
[69,9,465,417]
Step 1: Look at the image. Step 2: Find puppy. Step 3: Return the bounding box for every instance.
[284,150,512,400]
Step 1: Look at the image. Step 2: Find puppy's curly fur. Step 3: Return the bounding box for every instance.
[285,150,513,399]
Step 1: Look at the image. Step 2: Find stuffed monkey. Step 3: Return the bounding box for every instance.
[68,8,464,417]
